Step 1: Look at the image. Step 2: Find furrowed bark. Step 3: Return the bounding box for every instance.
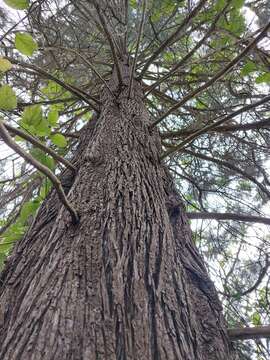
[0,63,235,359]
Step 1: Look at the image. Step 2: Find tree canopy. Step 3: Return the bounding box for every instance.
[0,0,270,358]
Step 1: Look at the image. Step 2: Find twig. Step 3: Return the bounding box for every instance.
[127,0,147,98]
[161,116,270,139]
[144,1,231,97]
[42,46,115,97]
[0,121,79,224]
[93,1,123,86]
[5,57,100,112]
[161,94,270,159]
[138,0,208,79]
[4,122,76,172]
[152,21,270,127]
[181,148,270,199]
[0,0,44,42]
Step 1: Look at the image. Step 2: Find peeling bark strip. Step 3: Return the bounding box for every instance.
[0,63,236,359]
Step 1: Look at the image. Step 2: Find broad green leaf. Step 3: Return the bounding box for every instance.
[0,58,12,72]
[241,61,257,76]
[42,80,64,99]
[50,133,67,148]
[30,148,55,170]
[0,85,17,110]
[48,109,59,127]
[22,105,42,126]
[21,106,50,136]
[3,0,29,9]
[15,32,38,56]
[255,72,270,84]
[35,118,50,136]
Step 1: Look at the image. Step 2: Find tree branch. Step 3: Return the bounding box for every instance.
[93,1,123,86]
[5,57,100,112]
[187,211,270,225]
[161,94,270,158]
[0,121,79,224]
[43,47,115,97]
[127,0,147,98]
[181,149,270,199]
[4,122,76,173]
[228,325,270,340]
[138,0,207,79]
[152,21,270,127]
[161,116,270,139]
[144,1,231,97]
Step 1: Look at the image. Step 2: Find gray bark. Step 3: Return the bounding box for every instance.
[0,63,235,359]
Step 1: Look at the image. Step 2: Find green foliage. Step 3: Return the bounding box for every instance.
[39,179,52,199]
[238,180,252,191]
[255,72,270,84]
[129,0,137,9]
[20,200,40,223]
[41,79,69,107]
[0,198,41,269]
[251,312,262,326]
[21,105,50,136]
[151,0,177,22]
[47,109,59,127]
[15,32,38,56]
[50,133,67,148]
[21,105,43,126]
[3,0,29,9]
[0,84,17,110]
[241,61,257,76]
[0,58,12,73]
[30,148,55,171]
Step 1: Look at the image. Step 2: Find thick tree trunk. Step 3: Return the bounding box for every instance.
[0,64,235,359]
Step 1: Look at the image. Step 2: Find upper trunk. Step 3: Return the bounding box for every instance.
[0,63,235,359]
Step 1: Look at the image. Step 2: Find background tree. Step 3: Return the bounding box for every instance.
[0,0,270,359]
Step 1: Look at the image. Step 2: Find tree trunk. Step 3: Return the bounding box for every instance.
[0,63,235,359]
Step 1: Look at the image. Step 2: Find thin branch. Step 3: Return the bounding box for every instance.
[93,1,123,85]
[230,254,269,297]
[161,116,270,139]
[187,211,270,225]
[0,0,44,42]
[152,21,270,127]
[181,149,270,199]
[0,121,79,224]
[228,325,270,340]
[43,47,115,97]
[144,1,231,97]
[127,0,147,98]
[138,0,208,79]
[4,122,76,173]
[161,94,270,158]
[5,57,100,112]
[18,97,76,108]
